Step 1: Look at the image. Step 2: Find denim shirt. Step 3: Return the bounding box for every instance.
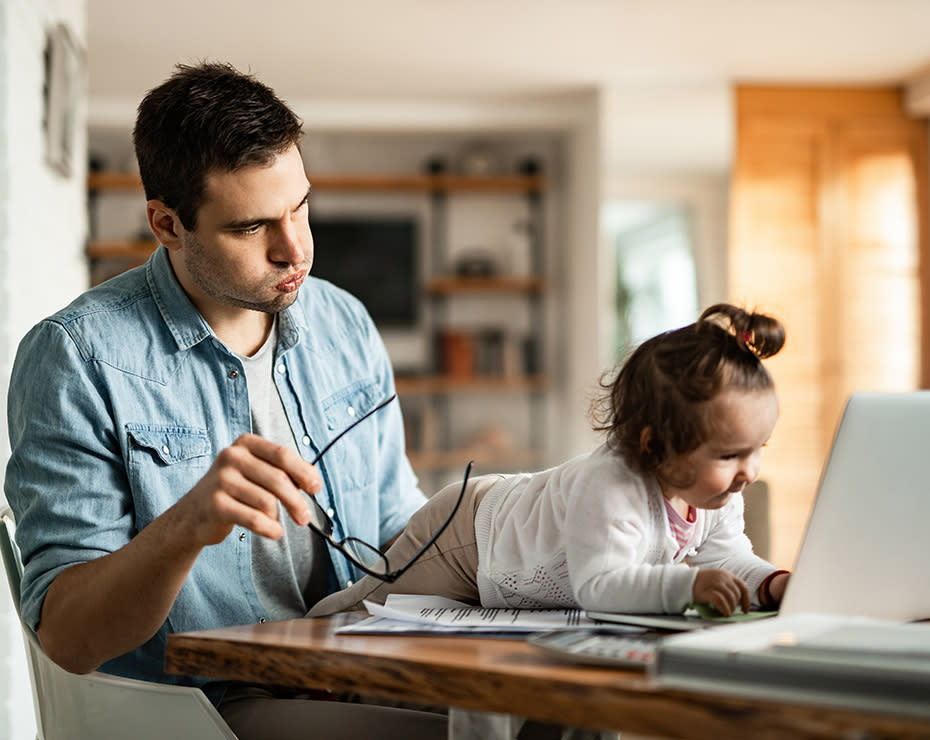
[4,247,425,697]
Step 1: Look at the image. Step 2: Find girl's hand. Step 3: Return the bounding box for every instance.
[692,569,750,617]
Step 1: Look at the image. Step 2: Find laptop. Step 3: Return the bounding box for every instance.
[588,391,930,631]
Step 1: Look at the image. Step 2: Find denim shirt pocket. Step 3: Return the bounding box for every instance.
[320,381,382,491]
[125,424,213,527]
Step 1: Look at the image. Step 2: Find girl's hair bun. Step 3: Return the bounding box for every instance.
[698,303,785,360]
[590,302,785,471]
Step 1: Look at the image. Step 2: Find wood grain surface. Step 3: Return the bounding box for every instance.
[165,615,930,739]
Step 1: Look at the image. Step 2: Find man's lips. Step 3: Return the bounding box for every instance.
[275,271,306,292]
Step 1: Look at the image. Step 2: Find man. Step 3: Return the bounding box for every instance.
[5,62,445,739]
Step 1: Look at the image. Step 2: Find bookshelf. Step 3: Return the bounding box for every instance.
[86,168,550,482]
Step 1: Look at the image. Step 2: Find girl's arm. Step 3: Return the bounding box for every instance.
[690,493,788,607]
[562,457,696,613]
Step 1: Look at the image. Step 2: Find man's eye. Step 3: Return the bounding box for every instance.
[236,224,262,236]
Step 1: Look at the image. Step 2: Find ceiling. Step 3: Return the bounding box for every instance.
[87,0,930,107]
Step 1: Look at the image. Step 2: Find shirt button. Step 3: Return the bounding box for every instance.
[276,363,286,375]
[228,369,239,379]
[259,617,266,624]
[239,531,247,542]
[346,580,354,587]
[326,507,335,518]
[346,406,355,417]
[161,445,169,455]
[301,435,311,446]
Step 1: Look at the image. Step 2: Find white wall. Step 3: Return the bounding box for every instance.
[555,90,606,459]
[600,84,733,336]
[555,85,732,461]
[0,1,87,738]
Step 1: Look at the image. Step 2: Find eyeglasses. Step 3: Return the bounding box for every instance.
[306,393,473,583]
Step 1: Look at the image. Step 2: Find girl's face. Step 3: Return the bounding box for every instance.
[659,388,778,510]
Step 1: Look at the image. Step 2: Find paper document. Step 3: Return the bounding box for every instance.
[335,594,628,635]
[368,594,594,629]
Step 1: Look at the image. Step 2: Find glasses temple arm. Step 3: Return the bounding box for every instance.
[310,393,397,465]
[388,460,474,580]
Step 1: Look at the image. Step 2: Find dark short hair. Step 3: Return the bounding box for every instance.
[590,303,786,472]
[132,62,304,231]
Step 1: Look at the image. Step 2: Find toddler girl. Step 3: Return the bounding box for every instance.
[309,303,791,618]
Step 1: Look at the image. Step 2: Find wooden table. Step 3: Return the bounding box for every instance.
[165,614,930,740]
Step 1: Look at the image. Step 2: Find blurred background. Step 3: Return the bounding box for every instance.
[2,1,930,736]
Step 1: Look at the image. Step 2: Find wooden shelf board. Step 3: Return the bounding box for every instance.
[87,172,144,191]
[426,276,544,295]
[87,240,158,259]
[311,174,434,191]
[88,172,545,194]
[427,174,545,192]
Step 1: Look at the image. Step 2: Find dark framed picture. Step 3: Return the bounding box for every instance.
[43,23,82,177]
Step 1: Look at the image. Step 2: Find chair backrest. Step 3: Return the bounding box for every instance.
[0,505,238,740]
[1,505,23,609]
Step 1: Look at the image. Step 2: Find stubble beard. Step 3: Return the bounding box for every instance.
[182,233,303,315]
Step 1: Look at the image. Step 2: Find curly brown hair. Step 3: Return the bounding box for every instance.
[590,303,786,472]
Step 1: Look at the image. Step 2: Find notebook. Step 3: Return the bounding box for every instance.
[588,391,930,631]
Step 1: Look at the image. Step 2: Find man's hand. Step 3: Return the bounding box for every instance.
[37,434,323,673]
[174,434,322,546]
[692,568,751,617]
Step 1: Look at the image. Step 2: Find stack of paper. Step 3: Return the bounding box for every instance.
[652,613,930,718]
[335,594,599,635]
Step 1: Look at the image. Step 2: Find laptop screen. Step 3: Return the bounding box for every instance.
[779,391,930,622]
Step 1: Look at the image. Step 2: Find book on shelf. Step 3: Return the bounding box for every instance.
[436,328,534,379]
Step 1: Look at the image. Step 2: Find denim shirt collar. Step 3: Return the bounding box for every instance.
[145,245,306,353]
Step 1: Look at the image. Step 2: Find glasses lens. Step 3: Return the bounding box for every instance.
[340,537,390,576]
[308,496,333,536]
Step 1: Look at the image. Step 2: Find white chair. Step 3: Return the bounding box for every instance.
[0,505,238,740]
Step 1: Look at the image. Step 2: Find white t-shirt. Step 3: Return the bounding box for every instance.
[235,321,330,619]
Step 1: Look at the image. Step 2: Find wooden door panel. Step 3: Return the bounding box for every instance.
[731,87,928,568]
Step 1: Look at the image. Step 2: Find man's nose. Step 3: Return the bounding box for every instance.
[272,220,309,265]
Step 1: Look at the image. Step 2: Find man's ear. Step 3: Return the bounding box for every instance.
[146,200,184,250]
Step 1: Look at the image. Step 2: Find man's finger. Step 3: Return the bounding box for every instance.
[237,435,319,488]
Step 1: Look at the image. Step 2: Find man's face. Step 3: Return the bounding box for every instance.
[171,145,314,322]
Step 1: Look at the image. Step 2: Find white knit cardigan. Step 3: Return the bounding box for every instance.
[475,444,777,612]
